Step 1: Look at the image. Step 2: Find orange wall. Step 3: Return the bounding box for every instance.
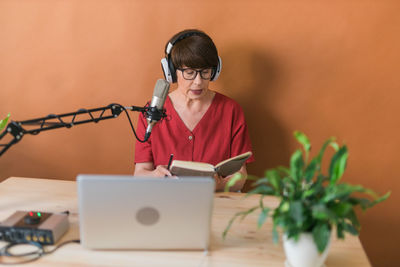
[0,1,398,266]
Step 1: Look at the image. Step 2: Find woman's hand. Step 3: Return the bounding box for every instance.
[214,165,248,192]
[153,165,172,177]
[213,173,226,192]
[134,162,172,177]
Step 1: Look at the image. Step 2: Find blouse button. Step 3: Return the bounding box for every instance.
[188,135,193,140]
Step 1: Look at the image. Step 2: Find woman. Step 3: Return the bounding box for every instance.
[134,29,254,191]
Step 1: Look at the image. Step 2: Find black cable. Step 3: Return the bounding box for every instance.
[0,239,80,265]
[43,239,80,255]
[112,103,166,143]
[110,103,147,143]
[0,241,43,265]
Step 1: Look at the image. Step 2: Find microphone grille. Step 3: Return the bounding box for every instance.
[154,79,170,99]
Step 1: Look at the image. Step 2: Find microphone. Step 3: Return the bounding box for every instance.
[144,79,170,141]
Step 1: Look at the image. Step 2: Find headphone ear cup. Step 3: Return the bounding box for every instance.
[211,56,222,81]
[168,57,177,83]
[161,58,173,83]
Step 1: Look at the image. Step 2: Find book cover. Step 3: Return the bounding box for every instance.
[170,151,252,177]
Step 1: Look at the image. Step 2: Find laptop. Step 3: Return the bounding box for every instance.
[77,174,215,250]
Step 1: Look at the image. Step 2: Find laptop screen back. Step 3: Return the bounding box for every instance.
[77,174,215,250]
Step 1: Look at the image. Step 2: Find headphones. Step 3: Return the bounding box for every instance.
[161,30,222,83]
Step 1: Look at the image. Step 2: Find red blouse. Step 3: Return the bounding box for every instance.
[134,92,254,168]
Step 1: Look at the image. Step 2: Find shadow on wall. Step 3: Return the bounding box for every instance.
[218,44,291,191]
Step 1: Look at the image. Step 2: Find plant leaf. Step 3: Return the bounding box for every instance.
[302,188,316,199]
[258,207,270,228]
[222,206,259,239]
[312,223,331,253]
[329,145,348,184]
[246,174,259,181]
[348,193,390,210]
[323,184,381,203]
[330,142,340,151]
[294,131,311,162]
[337,221,345,239]
[345,209,360,228]
[348,197,374,209]
[239,206,260,221]
[315,137,336,169]
[304,157,318,183]
[282,177,296,197]
[343,222,359,235]
[272,222,279,244]
[265,170,282,192]
[253,177,270,185]
[277,166,291,176]
[247,184,275,196]
[279,201,290,213]
[0,113,11,131]
[289,201,304,226]
[259,195,265,209]
[294,131,311,151]
[238,206,259,222]
[224,172,245,192]
[309,174,326,196]
[312,204,336,220]
[330,202,353,217]
[290,149,304,183]
[369,191,391,208]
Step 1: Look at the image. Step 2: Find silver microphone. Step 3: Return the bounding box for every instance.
[144,79,170,141]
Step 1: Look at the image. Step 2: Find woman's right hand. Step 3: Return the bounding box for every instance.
[134,162,172,177]
[153,165,172,177]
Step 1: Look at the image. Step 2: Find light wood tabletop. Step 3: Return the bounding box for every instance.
[0,177,371,266]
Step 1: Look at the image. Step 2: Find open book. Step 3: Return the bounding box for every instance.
[170,151,252,177]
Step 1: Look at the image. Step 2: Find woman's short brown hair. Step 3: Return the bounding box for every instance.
[167,29,219,69]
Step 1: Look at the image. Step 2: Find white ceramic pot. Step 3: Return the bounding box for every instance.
[283,233,331,267]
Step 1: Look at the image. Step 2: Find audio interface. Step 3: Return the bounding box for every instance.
[0,211,69,245]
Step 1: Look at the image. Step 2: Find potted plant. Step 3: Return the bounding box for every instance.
[223,131,390,267]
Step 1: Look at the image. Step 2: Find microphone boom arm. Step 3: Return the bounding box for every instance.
[0,103,153,157]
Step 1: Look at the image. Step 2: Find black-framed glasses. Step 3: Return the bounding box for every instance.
[177,68,214,80]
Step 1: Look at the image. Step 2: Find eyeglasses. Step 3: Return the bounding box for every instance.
[177,68,214,80]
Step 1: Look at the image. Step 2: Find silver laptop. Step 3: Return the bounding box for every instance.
[77,174,215,250]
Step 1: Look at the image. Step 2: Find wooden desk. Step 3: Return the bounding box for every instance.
[0,177,371,266]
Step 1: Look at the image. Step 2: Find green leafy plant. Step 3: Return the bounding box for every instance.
[0,113,10,131]
[223,131,390,253]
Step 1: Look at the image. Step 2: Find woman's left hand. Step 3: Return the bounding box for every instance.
[213,173,226,192]
[213,165,248,192]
